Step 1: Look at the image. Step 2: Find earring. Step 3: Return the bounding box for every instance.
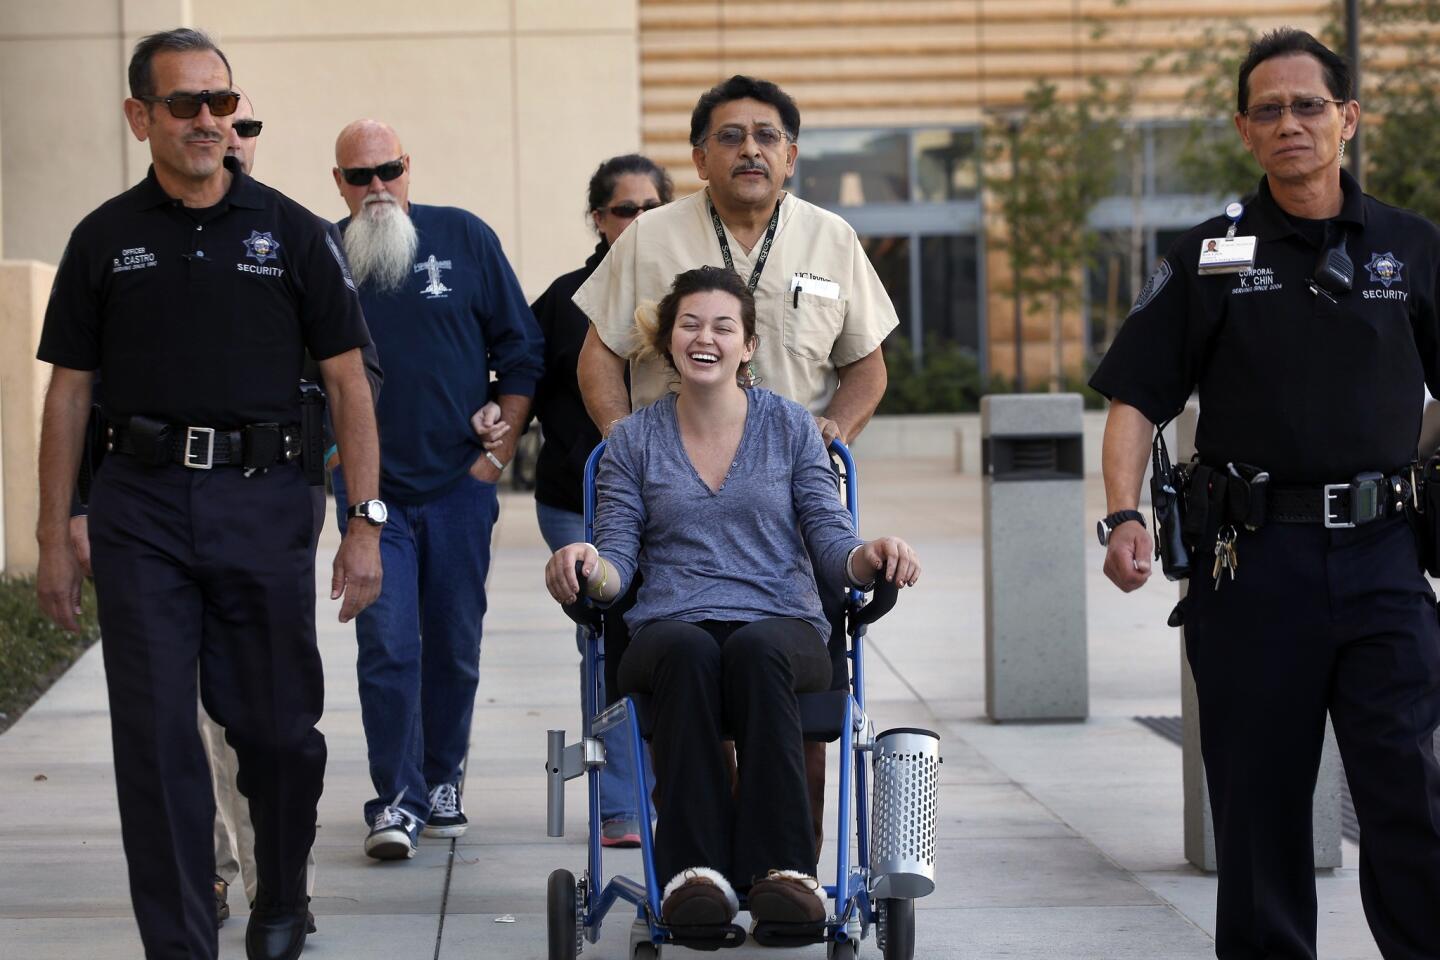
[737,360,762,388]
[1338,139,1346,165]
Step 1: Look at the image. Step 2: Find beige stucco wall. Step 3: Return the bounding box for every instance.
[0,0,641,296]
[0,260,56,575]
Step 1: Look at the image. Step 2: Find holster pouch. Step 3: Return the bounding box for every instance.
[1150,424,1191,581]
[1225,462,1270,530]
[125,415,173,467]
[299,381,327,486]
[1416,455,1440,577]
[78,403,107,505]
[242,423,282,471]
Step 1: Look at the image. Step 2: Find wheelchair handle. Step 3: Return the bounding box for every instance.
[851,578,900,630]
[561,559,603,629]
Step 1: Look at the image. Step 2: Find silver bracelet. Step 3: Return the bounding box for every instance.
[484,450,506,471]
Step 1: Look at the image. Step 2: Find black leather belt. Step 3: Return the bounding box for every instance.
[110,420,301,470]
[1268,471,1415,527]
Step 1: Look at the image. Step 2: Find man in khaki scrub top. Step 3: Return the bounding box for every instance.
[575,74,895,443]
[573,74,898,854]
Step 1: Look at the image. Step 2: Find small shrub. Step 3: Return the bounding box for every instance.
[0,576,100,734]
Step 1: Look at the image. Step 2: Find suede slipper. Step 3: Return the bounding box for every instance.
[746,869,826,924]
[661,867,739,926]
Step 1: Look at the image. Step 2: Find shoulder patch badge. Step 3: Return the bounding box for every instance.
[326,233,356,291]
[1128,260,1173,317]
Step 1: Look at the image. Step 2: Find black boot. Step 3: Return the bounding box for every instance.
[245,890,309,960]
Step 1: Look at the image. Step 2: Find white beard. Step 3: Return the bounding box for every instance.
[343,195,418,293]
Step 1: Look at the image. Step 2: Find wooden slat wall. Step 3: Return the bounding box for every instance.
[637,0,1345,380]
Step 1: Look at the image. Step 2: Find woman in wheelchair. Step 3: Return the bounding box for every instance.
[544,266,919,930]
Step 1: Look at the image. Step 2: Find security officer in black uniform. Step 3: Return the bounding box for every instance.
[33,28,383,960]
[1093,27,1440,960]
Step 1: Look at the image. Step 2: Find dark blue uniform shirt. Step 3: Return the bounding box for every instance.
[337,203,543,504]
[1092,170,1440,483]
[38,157,370,427]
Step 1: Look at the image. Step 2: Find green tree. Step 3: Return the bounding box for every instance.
[1356,0,1440,221]
[1168,21,1263,200]
[987,78,1130,392]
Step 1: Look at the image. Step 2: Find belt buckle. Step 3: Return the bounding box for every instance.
[1323,483,1354,529]
[183,426,215,469]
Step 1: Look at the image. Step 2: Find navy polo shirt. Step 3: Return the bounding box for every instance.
[337,203,543,503]
[1091,170,1440,483]
[38,156,370,428]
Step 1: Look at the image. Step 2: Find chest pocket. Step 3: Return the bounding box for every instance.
[782,291,846,362]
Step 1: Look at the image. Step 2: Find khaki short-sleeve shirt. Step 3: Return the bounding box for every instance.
[572,189,899,412]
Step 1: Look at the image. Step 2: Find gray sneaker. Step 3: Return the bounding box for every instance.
[423,782,468,838]
[365,804,420,860]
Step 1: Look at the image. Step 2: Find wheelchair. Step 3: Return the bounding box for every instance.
[545,440,938,958]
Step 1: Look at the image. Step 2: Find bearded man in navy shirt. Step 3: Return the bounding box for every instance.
[330,119,543,859]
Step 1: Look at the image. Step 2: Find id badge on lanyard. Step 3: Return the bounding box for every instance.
[1198,201,1257,275]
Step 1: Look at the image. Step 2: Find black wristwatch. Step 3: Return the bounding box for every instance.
[347,499,389,527]
[1096,509,1145,546]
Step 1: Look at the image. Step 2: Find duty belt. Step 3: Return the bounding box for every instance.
[109,418,302,470]
[1267,472,1415,528]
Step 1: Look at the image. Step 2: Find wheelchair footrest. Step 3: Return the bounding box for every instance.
[663,922,748,951]
[750,919,829,948]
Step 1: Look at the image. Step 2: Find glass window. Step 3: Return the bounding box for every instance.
[1155,227,1188,259]
[1087,230,1135,354]
[920,235,980,354]
[800,131,909,206]
[913,129,980,202]
[1151,125,1193,195]
[859,235,911,329]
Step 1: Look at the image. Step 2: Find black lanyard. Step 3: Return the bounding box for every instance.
[709,195,782,294]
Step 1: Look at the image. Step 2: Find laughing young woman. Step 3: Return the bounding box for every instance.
[543,266,919,928]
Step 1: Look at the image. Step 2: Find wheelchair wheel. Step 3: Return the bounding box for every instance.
[826,938,859,959]
[632,942,660,959]
[547,869,579,960]
[879,898,914,960]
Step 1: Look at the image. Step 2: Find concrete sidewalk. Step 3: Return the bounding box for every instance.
[0,458,1384,958]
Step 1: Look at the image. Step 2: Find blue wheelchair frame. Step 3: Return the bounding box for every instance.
[549,439,896,956]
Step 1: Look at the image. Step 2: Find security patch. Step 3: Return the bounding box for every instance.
[238,231,285,279]
[1361,251,1407,302]
[243,230,280,264]
[1128,260,1172,316]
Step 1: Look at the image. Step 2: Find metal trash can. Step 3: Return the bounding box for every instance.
[870,726,940,899]
[981,393,1089,721]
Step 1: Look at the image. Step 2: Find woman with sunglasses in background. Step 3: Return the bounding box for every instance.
[516,154,672,846]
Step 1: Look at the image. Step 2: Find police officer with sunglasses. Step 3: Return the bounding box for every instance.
[1093,28,1440,960]
[35,28,381,960]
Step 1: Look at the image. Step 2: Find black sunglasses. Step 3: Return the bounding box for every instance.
[605,201,664,219]
[140,89,240,119]
[233,119,263,139]
[339,158,406,187]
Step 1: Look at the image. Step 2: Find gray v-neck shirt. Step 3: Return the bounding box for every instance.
[594,388,862,642]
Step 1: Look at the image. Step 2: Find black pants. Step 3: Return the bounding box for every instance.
[89,456,326,960]
[1185,515,1440,960]
[617,617,832,889]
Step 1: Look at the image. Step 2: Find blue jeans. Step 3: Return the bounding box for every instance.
[335,468,498,824]
[536,500,651,823]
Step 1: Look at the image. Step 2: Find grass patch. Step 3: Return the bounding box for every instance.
[0,575,101,735]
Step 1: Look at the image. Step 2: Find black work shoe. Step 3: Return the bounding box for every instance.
[245,892,308,960]
[365,804,420,860]
[214,875,230,928]
[423,782,468,838]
